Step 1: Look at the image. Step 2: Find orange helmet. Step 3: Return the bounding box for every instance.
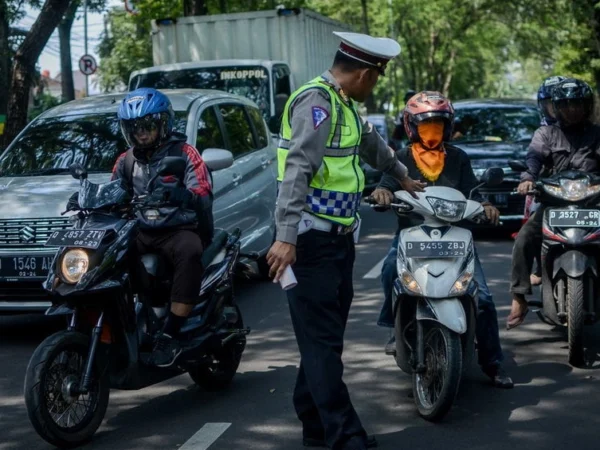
[403,91,455,143]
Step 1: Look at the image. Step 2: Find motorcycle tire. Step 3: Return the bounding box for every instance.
[412,323,462,422]
[567,276,585,367]
[24,331,110,448]
[189,307,246,391]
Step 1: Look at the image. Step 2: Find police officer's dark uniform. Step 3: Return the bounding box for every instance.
[274,32,410,450]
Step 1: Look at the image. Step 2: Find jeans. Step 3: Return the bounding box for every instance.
[377,236,504,369]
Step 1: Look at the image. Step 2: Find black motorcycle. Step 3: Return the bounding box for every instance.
[510,160,600,366]
[24,157,250,448]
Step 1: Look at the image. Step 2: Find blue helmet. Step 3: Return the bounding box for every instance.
[118,88,175,149]
[537,75,566,124]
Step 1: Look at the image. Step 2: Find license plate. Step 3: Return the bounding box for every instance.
[548,209,600,228]
[493,194,508,206]
[45,229,107,249]
[405,241,468,258]
[0,255,55,279]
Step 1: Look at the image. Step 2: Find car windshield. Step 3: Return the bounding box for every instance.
[129,65,271,120]
[453,107,540,143]
[0,112,187,177]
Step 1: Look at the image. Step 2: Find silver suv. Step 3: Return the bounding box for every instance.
[0,89,277,313]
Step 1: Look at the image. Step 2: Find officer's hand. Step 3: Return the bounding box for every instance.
[400,177,427,199]
[483,204,500,226]
[372,188,394,206]
[517,180,534,195]
[267,240,296,283]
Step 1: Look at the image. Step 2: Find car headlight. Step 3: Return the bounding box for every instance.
[448,258,475,296]
[544,178,600,201]
[61,249,89,284]
[426,196,467,222]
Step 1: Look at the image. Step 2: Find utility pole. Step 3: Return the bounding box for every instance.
[84,0,88,96]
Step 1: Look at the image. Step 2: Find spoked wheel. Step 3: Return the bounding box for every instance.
[24,332,109,448]
[412,323,462,422]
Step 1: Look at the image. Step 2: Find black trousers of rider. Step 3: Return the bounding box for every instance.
[136,228,204,304]
[287,229,369,450]
[511,207,545,295]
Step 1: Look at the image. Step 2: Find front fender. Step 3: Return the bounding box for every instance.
[552,250,597,279]
[416,298,467,334]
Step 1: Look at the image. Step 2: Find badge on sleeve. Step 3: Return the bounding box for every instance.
[312,106,329,130]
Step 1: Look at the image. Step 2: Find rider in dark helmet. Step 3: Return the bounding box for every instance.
[538,75,566,126]
[508,78,600,330]
[113,88,214,367]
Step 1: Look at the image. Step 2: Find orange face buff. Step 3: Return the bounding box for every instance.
[411,120,446,182]
[417,121,444,150]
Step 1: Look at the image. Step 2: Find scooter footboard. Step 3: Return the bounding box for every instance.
[416,298,467,334]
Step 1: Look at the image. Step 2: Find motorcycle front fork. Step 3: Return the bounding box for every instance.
[68,309,105,395]
[415,320,426,374]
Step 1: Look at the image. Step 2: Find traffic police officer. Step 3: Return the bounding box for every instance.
[267,32,426,450]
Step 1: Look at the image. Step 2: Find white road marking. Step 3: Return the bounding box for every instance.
[363,256,387,279]
[179,423,231,450]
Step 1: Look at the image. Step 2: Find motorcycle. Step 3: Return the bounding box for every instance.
[367,167,504,422]
[509,160,600,367]
[24,154,250,448]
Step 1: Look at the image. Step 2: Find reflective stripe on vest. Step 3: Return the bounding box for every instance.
[277,77,364,226]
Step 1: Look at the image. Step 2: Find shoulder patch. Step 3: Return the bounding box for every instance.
[312,106,330,130]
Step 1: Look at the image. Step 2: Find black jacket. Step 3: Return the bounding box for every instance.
[522,122,600,182]
[377,143,484,233]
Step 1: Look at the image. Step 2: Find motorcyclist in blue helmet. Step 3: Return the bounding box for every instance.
[113,88,214,367]
[537,75,566,126]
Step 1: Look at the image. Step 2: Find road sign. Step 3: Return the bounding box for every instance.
[79,54,97,76]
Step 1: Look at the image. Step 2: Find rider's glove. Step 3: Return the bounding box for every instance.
[157,185,193,208]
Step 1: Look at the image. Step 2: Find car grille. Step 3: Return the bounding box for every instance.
[0,217,72,248]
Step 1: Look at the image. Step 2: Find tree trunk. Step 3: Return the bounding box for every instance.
[441,48,457,97]
[219,0,227,13]
[58,0,80,103]
[2,0,72,148]
[0,0,10,121]
[359,0,378,113]
[184,0,207,16]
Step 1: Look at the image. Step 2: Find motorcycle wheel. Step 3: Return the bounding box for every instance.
[412,323,462,422]
[24,331,109,448]
[567,276,585,367]
[189,307,246,391]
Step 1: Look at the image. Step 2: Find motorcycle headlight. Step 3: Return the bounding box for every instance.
[448,258,475,296]
[426,196,467,222]
[544,178,600,201]
[399,269,423,295]
[61,249,89,284]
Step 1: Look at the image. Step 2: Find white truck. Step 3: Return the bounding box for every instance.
[128,8,353,132]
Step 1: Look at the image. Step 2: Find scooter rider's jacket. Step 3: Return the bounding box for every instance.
[111,132,214,235]
[522,122,600,182]
[378,144,485,232]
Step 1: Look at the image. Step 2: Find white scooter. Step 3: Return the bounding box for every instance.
[368,167,504,422]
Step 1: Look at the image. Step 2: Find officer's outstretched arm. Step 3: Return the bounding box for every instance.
[275,89,331,246]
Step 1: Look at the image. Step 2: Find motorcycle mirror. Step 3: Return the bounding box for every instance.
[508,159,528,173]
[157,156,187,179]
[69,162,88,180]
[481,167,504,187]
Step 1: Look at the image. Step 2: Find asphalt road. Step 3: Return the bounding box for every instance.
[2,206,600,450]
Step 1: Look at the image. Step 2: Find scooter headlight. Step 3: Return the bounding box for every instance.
[399,269,423,295]
[448,258,475,296]
[544,178,600,201]
[61,249,89,284]
[426,196,467,222]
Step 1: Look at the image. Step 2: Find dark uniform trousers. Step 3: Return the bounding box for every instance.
[287,228,369,450]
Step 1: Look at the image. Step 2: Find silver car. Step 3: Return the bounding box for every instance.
[0,89,277,313]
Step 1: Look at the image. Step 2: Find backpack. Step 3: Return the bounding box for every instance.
[122,142,215,246]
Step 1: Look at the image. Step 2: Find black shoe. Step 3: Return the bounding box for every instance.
[483,364,514,389]
[385,335,396,355]
[149,332,182,368]
[303,435,377,448]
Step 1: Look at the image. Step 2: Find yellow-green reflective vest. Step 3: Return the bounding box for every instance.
[277,77,364,226]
